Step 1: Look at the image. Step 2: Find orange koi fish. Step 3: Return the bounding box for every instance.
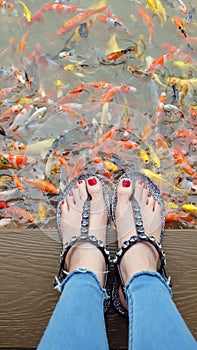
[57,6,107,35]
[58,105,82,118]
[0,154,36,169]
[12,171,24,191]
[127,66,152,79]
[0,86,18,100]
[5,206,37,223]
[166,213,193,223]
[148,51,176,71]
[69,155,86,180]
[19,30,30,52]
[155,133,169,149]
[100,85,136,103]
[170,148,196,177]
[0,104,23,122]
[138,8,153,45]
[153,92,166,126]
[22,178,59,194]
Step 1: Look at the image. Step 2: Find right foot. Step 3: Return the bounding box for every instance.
[115,178,162,289]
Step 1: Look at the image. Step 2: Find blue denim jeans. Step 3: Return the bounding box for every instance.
[37,270,196,350]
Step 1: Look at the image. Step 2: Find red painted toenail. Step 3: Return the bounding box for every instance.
[78,180,83,184]
[143,185,148,189]
[148,193,151,197]
[74,185,78,189]
[158,201,161,205]
[69,193,73,196]
[138,180,143,185]
[122,179,130,187]
[88,178,97,186]
[62,200,65,205]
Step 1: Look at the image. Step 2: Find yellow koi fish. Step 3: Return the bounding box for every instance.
[18,1,31,22]
[148,145,160,168]
[182,203,197,213]
[139,148,149,163]
[146,0,163,24]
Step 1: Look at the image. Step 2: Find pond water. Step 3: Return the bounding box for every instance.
[0,0,196,236]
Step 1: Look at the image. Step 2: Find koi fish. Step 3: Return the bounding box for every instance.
[163,104,184,118]
[19,30,30,52]
[68,81,113,94]
[0,104,23,122]
[139,148,149,163]
[12,171,24,191]
[176,0,188,16]
[98,10,131,35]
[127,65,152,79]
[170,148,196,177]
[147,51,176,71]
[186,8,195,23]
[153,92,166,126]
[99,85,136,103]
[18,1,31,22]
[22,178,59,194]
[5,206,37,223]
[173,15,188,40]
[146,0,164,24]
[57,6,107,35]
[165,213,193,223]
[138,8,153,45]
[0,201,10,209]
[0,154,36,169]
[182,203,197,213]
[101,45,138,64]
[148,145,160,168]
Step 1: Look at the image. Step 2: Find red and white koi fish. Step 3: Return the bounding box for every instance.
[8,105,34,132]
[24,4,84,25]
[0,154,36,169]
[4,206,37,224]
[175,0,188,16]
[68,81,113,94]
[98,10,131,35]
[147,50,177,71]
[57,6,107,35]
[0,104,23,122]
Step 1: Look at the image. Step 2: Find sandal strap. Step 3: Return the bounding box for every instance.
[113,233,172,299]
[54,233,111,291]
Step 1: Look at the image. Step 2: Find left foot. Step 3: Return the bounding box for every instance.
[60,176,108,287]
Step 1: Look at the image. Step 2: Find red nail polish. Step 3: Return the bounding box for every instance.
[62,200,65,205]
[143,185,148,189]
[158,201,161,205]
[88,178,97,186]
[69,193,73,196]
[78,180,83,184]
[122,179,130,187]
[138,180,143,185]
[148,193,151,197]
[74,185,78,189]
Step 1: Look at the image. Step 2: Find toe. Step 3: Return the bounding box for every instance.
[117,178,133,201]
[87,176,101,201]
[134,180,143,203]
[77,179,88,201]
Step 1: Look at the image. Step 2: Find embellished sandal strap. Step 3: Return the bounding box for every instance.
[54,233,111,291]
[113,234,172,300]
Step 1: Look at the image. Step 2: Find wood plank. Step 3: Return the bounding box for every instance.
[0,229,196,349]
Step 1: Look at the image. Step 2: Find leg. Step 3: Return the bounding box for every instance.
[37,176,109,350]
[115,178,196,350]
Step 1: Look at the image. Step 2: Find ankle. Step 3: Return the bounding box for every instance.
[120,242,158,285]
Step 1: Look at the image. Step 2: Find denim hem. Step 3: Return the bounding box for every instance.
[59,268,109,298]
[126,270,172,296]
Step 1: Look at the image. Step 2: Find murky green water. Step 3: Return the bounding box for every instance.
[0,0,196,233]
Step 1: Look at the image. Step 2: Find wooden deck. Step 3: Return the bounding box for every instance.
[0,228,196,349]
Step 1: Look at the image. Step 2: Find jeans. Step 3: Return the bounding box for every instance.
[37,270,197,350]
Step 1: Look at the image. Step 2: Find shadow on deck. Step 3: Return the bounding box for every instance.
[0,229,196,349]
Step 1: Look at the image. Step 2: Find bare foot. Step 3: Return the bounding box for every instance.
[115,178,162,301]
[60,176,108,287]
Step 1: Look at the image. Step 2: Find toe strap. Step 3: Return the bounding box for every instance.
[54,234,111,291]
[113,233,172,299]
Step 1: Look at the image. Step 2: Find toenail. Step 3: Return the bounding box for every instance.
[122,179,130,187]
[74,185,78,189]
[148,193,151,197]
[69,193,73,196]
[158,201,161,205]
[138,180,143,185]
[143,184,148,189]
[78,180,83,184]
[62,200,65,205]
[88,177,97,186]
